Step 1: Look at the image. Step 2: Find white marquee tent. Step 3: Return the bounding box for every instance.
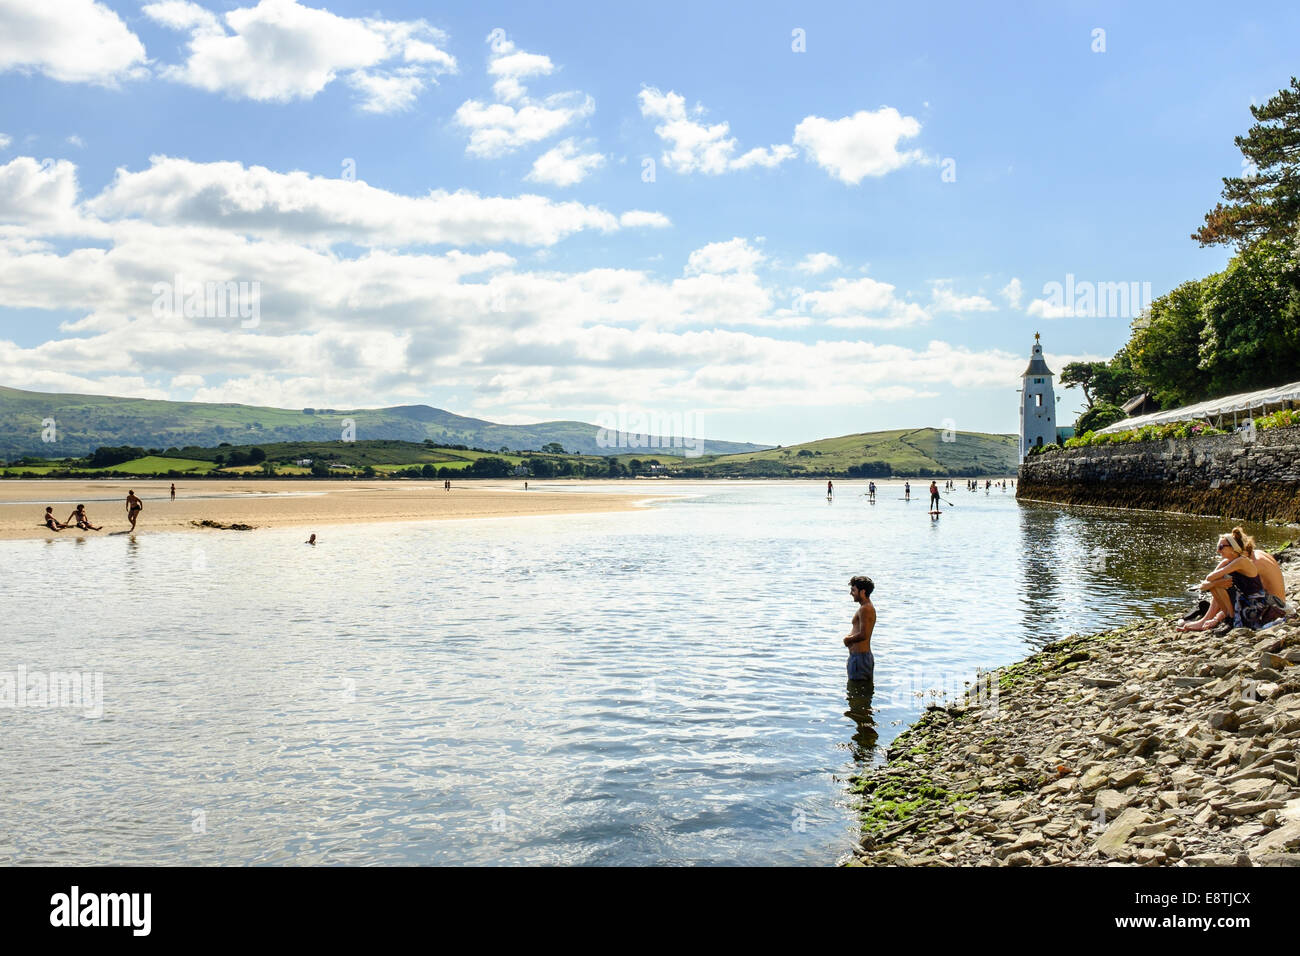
[1096,379,1300,434]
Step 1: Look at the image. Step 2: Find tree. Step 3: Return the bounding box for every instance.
[1194,78,1300,249]
[1196,237,1300,396]
[541,442,565,454]
[1129,278,1211,408]
[469,456,511,478]
[1060,362,1101,407]
[1077,402,1125,434]
[1095,347,1143,407]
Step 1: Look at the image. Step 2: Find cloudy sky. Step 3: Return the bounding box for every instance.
[0,0,1295,444]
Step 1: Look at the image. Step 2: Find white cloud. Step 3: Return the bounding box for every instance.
[929,279,994,313]
[85,155,666,247]
[793,107,926,184]
[685,238,765,275]
[0,156,82,228]
[346,67,428,114]
[1001,277,1023,308]
[0,154,1042,425]
[799,276,930,329]
[1026,298,1075,319]
[142,0,455,112]
[796,253,840,275]
[638,88,797,175]
[0,133,10,150]
[0,0,146,86]
[66,135,85,148]
[456,35,592,158]
[618,210,671,229]
[525,139,605,187]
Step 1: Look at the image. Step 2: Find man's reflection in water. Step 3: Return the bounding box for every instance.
[844,678,879,763]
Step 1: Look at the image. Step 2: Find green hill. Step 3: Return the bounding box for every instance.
[673,427,1017,477]
[0,385,769,460]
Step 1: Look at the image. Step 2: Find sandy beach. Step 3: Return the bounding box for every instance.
[0,479,666,540]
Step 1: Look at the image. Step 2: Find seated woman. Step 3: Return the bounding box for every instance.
[65,504,102,531]
[1183,528,1286,631]
[43,506,66,531]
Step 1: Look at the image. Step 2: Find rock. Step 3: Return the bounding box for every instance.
[1184,853,1253,866]
[1080,766,1109,792]
[1251,821,1300,855]
[1222,800,1288,815]
[1003,851,1033,866]
[1132,817,1177,837]
[1095,808,1148,859]
[1109,768,1145,789]
[1252,853,1300,866]
[1157,791,1181,810]
[1081,677,1123,688]
[1094,789,1130,815]
[990,799,1025,820]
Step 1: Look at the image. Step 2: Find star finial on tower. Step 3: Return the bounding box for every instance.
[1034,331,1040,342]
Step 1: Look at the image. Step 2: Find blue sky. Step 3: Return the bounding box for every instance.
[1,0,1296,445]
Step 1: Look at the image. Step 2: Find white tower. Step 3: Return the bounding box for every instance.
[1019,332,1057,461]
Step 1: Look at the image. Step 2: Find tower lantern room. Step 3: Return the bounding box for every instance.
[1019,333,1057,462]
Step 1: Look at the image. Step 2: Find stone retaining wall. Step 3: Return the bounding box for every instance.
[1016,425,1300,523]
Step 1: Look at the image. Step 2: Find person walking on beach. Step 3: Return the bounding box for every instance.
[843,576,876,683]
[125,490,143,531]
[827,479,834,498]
[904,481,910,501]
[444,479,451,492]
[868,480,876,500]
[170,483,176,500]
[929,481,940,510]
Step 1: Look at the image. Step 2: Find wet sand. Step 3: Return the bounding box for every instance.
[0,479,665,540]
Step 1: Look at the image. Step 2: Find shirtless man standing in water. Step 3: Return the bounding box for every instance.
[843,575,876,682]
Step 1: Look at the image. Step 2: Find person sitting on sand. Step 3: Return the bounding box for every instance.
[1181,529,1285,631]
[1250,545,1288,605]
[43,507,67,531]
[126,490,143,531]
[64,504,102,531]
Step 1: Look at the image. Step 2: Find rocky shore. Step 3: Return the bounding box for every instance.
[848,549,1300,866]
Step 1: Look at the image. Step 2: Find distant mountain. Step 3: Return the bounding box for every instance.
[672,427,1018,477]
[0,385,771,459]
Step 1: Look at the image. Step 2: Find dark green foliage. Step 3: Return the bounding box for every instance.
[1076,402,1126,434]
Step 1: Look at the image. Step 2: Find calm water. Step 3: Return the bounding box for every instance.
[1,481,1291,866]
